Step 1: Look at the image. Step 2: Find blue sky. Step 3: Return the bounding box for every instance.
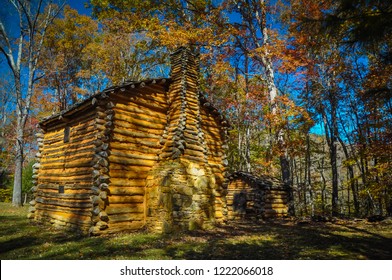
[66,0,92,15]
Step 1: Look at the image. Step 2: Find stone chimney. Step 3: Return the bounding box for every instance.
[145,47,223,233]
[159,46,208,162]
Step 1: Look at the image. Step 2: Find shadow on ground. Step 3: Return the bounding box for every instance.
[1,210,391,260]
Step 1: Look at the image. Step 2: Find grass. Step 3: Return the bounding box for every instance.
[1,202,391,260]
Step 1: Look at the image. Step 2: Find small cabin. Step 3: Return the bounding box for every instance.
[29,47,229,235]
[227,172,289,220]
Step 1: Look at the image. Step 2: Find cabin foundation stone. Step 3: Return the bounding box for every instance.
[146,159,218,233]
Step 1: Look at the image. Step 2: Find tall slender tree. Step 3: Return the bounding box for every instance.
[0,0,64,206]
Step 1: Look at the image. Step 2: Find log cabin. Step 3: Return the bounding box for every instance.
[227,172,289,220]
[29,47,230,235]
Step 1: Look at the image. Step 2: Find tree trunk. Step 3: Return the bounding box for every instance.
[338,136,360,216]
[321,94,339,217]
[330,140,339,216]
[12,119,24,206]
[245,125,251,172]
[319,146,327,215]
[305,134,314,215]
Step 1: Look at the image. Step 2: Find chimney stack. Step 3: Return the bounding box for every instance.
[145,46,222,233]
[159,46,208,163]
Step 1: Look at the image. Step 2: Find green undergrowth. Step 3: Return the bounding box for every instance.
[0,202,391,260]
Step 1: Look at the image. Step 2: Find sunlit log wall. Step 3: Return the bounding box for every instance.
[103,82,169,234]
[227,172,289,220]
[29,107,97,232]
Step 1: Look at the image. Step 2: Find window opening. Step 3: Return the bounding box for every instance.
[64,126,70,143]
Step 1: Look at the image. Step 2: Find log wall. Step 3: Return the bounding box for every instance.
[227,172,289,220]
[30,109,97,232]
[105,89,169,234]
[227,178,264,220]
[200,105,228,223]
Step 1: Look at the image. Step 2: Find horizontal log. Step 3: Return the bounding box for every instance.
[109,186,145,196]
[201,121,221,129]
[110,144,159,157]
[41,143,95,159]
[112,127,161,140]
[108,194,144,204]
[207,150,224,159]
[183,124,200,134]
[43,130,63,140]
[182,131,200,142]
[49,151,95,162]
[35,196,92,208]
[109,155,156,167]
[96,110,107,119]
[183,155,207,164]
[209,162,225,170]
[115,104,167,127]
[200,112,220,122]
[38,173,93,181]
[114,102,166,121]
[36,190,91,200]
[204,134,223,143]
[110,178,147,187]
[109,170,149,180]
[36,173,92,185]
[40,158,93,169]
[110,150,158,161]
[112,93,168,113]
[185,143,205,153]
[34,209,92,225]
[201,115,222,124]
[106,204,145,215]
[36,183,93,191]
[69,121,97,135]
[43,139,96,155]
[207,158,224,166]
[110,136,161,149]
[115,119,164,136]
[68,133,99,146]
[38,168,92,177]
[38,177,92,185]
[42,135,63,146]
[114,87,168,104]
[207,149,225,160]
[35,204,92,217]
[107,212,145,223]
[104,221,145,233]
[109,163,151,173]
[207,151,224,158]
[184,148,206,158]
[205,141,224,150]
[203,129,224,140]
